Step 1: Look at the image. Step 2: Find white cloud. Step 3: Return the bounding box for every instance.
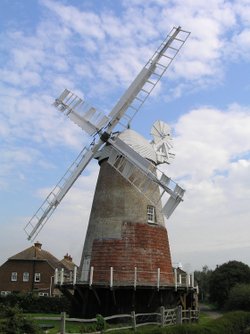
[42,0,105,40]
[168,105,250,180]
[165,105,250,268]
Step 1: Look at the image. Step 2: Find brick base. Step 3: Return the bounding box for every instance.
[90,222,174,285]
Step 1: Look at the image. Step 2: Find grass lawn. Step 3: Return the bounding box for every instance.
[26,313,101,333]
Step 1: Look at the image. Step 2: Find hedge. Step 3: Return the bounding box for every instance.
[0,293,70,314]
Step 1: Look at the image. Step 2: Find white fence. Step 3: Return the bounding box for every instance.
[35,306,199,334]
[55,266,197,291]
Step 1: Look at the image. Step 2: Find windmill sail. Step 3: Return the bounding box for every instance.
[107,136,185,218]
[24,26,190,241]
[108,26,190,131]
[24,141,103,241]
[53,89,109,136]
[53,27,190,134]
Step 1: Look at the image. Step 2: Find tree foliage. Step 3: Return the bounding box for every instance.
[0,305,41,334]
[209,261,250,308]
[225,283,250,311]
[194,265,213,302]
[0,292,70,313]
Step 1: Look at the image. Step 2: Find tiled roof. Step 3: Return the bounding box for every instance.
[60,258,76,271]
[9,244,63,270]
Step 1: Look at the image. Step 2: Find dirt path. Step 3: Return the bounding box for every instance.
[199,303,223,319]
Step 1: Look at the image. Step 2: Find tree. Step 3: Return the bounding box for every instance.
[225,283,250,311]
[194,265,213,302]
[209,260,250,308]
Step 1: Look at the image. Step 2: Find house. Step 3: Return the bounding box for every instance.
[0,242,77,297]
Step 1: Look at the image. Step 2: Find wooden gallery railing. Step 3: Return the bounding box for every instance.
[54,266,198,291]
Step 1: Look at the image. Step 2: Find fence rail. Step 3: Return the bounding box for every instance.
[34,306,199,334]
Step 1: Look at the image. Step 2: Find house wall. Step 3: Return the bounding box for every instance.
[0,260,54,294]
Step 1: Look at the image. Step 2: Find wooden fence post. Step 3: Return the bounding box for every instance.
[60,312,66,334]
[60,268,64,285]
[157,268,160,290]
[176,305,182,324]
[131,311,136,332]
[134,267,137,290]
[160,306,165,327]
[89,266,94,287]
[54,268,58,284]
[174,268,177,291]
[110,267,113,289]
[73,265,77,285]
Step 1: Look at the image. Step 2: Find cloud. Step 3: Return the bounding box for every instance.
[165,104,250,268]
[168,105,250,180]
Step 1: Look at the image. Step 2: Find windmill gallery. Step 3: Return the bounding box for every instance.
[24,27,198,317]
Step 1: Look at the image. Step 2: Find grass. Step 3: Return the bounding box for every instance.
[26,313,104,333]
[198,312,214,326]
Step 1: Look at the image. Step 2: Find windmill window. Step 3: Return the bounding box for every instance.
[147,205,156,224]
[11,272,17,282]
[23,272,29,282]
[34,273,41,282]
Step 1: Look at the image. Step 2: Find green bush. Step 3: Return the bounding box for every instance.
[225,284,250,311]
[0,293,70,313]
[96,314,106,331]
[0,305,41,334]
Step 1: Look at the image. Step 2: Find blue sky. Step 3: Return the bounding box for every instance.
[1,0,250,271]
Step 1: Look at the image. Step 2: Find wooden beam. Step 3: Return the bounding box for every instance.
[91,287,101,306]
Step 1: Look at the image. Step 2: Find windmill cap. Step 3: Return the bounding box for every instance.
[96,129,158,164]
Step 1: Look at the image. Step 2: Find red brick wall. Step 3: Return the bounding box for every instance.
[90,222,174,285]
[0,260,54,294]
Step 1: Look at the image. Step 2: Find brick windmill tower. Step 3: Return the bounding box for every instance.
[25,27,191,316]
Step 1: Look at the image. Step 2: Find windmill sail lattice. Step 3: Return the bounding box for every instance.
[24,26,190,241]
[107,136,184,218]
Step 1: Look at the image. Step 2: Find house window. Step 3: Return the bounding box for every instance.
[11,272,17,282]
[23,272,29,282]
[147,205,156,224]
[1,291,11,296]
[34,273,41,282]
[38,292,49,297]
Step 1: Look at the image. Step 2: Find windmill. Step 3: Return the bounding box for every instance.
[24,27,192,316]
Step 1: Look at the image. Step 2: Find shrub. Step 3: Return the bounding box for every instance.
[225,284,250,311]
[0,305,41,334]
[96,314,106,331]
[0,293,70,313]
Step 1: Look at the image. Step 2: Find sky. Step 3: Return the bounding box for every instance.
[0,0,250,272]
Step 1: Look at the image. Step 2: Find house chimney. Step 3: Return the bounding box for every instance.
[64,254,72,262]
[34,241,42,250]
